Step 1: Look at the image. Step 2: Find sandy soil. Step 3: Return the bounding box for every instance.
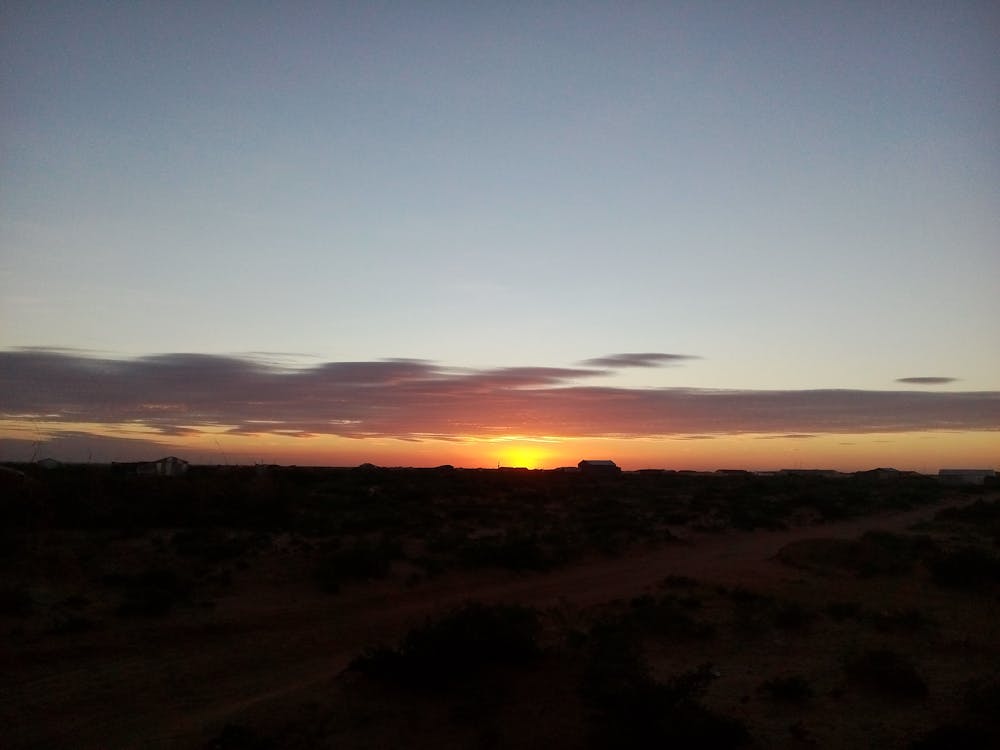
[0,497,976,749]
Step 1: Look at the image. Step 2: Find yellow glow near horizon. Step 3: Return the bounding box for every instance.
[499,445,550,469]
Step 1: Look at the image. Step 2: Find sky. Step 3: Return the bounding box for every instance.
[1,2,998,471]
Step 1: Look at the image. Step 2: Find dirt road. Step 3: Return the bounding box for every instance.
[1,498,973,748]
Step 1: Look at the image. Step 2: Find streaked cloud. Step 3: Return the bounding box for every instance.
[580,353,699,368]
[755,434,818,440]
[1,350,998,447]
[895,377,958,385]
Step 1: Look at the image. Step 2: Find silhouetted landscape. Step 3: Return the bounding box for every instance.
[3,463,1000,748]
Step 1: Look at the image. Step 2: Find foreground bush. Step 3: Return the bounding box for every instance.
[928,546,1000,589]
[760,674,814,702]
[844,648,928,698]
[582,621,750,748]
[315,537,399,592]
[349,601,541,688]
[107,568,191,617]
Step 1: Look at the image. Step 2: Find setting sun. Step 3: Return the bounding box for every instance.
[499,445,549,469]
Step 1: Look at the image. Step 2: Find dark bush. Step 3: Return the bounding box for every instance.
[854,531,936,577]
[964,677,1000,718]
[660,575,699,589]
[910,723,997,749]
[315,538,398,592]
[581,622,749,748]
[456,532,555,572]
[773,601,815,630]
[171,529,265,562]
[760,675,814,702]
[844,649,928,698]
[935,500,1000,524]
[204,723,276,750]
[826,600,864,621]
[46,614,95,635]
[349,602,541,688]
[628,595,714,639]
[928,546,1000,589]
[0,586,33,616]
[111,568,191,617]
[870,608,933,633]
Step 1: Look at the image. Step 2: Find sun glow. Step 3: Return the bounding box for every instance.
[499,445,550,469]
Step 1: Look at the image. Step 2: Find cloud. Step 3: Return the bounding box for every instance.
[895,377,959,385]
[755,434,818,440]
[2,351,998,451]
[580,352,699,368]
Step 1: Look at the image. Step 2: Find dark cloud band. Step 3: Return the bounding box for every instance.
[1,350,997,441]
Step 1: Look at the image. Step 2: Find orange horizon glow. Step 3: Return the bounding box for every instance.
[4,418,997,473]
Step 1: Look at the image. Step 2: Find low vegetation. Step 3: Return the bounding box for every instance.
[2,464,996,749]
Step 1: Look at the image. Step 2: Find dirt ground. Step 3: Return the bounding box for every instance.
[4,493,996,749]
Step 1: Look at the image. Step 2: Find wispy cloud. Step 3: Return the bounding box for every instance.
[755,434,818,440]
[895,377,958,385]
[580,352,699,368]
[1,350,998,444]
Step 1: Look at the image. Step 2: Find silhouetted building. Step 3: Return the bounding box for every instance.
[133,456,189,477]
[578,459,621,475]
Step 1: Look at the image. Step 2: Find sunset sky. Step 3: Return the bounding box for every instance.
[2,3,998,471]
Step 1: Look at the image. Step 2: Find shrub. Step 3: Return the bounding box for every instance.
[171,529,265,562]
[581,623,749,748]
[660,575,699,589]
[935,500,1000,524]
[844,648,928,698]
[928,546,1000,589]
[964,677,1000,717]
[113,568,191,617]
[349,602,540,689]
[760,675,814,702]
[773,601,815,630]
[910,723,997,749]
[826,601,864,621]
[870,608,933,634]
[628,595,714,639]
[204,723,276,750]
[0,586,33,616]
[315,538,398,592]
[456,532,554,572]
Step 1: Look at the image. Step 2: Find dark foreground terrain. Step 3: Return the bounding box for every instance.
[2,465,999,748]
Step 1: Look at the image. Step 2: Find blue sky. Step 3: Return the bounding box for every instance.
[1,2,998,467]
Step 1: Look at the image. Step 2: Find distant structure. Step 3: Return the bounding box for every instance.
[35,458,63,470]
[938,469,996,486]
[855,468,915,480]
[578,459,621,475]
[120,456,189,477]
[778,469,844,479]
